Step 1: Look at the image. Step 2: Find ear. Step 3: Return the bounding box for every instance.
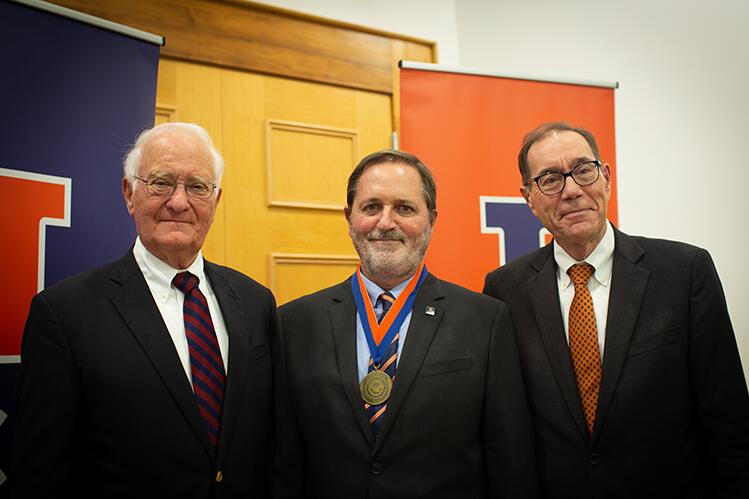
[122,177,135,215]
[431,208,438,225]
[344,206,352,224]
[215,187,223,206]
[601,162,612,192]
[520,184,540,217]
[520,184,532,205]
[519,183,527,198]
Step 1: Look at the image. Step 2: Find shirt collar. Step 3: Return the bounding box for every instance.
[133,237,206,302]
[553,221,615,289]
[360,271,415,306]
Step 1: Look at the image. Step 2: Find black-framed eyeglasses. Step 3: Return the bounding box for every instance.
[135,176,217,199]
[528,160,602,196]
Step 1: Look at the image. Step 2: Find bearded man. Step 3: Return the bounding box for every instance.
[273,150,538,499]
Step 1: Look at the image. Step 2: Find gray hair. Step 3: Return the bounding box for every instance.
[123,122,224,188]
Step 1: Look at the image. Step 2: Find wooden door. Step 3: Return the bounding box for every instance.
[50,0,435,304]
[156,58,392,304]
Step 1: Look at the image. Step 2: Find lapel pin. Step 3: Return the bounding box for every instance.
[425,306,435,316]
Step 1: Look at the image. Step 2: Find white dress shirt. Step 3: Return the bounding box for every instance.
[355,272,416,382]
[553,221,615,358]
[133,237,229,388]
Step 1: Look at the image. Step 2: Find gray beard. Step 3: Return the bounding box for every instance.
[349,225,432,285]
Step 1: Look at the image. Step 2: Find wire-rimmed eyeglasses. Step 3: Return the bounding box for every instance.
[135,176,217,199]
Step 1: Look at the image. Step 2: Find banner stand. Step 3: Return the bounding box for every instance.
[399,60,618,290]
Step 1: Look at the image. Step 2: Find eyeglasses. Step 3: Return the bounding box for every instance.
[135,176,217,199]
[529,160,602,196]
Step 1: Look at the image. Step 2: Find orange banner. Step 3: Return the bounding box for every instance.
[400,65,617,291]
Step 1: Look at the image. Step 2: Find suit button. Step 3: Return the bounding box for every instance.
[216,470,223,482]
[589,453,602,465]
[371,462,382,475]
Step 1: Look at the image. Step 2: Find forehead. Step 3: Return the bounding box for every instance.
[354,162,425,204]
[527,130,595,174]
[139,130,214,179]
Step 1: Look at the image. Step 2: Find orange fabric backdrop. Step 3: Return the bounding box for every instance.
[1,174,66,355]
[400,67,617,291]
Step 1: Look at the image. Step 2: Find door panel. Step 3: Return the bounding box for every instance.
[156,58,392,303]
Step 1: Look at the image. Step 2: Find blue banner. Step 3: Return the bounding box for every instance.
[0,1,160,493]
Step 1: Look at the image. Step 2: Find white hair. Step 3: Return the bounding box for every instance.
[123,122,224,189]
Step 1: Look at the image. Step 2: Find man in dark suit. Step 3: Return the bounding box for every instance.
[483,122,749,498]
[274,150,538,499]
[12,123,275,497]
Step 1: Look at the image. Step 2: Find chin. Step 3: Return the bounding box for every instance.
[154,234,198,251]
[363,249,408,271]
[366,262,414,282]
[567,223,603,240]
[366,252,403,270]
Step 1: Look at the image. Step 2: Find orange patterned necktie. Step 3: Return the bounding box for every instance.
[567,263,601,436]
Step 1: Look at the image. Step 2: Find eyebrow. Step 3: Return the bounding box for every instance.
[358,196,381,204]
[357,197,417,205]
[147,171,212,181]
[537,156,594,176]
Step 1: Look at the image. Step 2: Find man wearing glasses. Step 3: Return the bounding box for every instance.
[483,122,749,498]
[13,123,275,497]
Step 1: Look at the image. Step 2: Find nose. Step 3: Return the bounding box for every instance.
[376,206,397,231]
[165,183,191,210]
[560,174,584,200]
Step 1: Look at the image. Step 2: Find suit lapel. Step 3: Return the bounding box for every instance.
[205,262,251,462]
[373,274,444,454]
[108,252,213,457]
[528,247,589,440]
[593,230,648,440]
[329,282,375,447]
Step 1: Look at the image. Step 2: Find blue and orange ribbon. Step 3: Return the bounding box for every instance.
[351,263,428,366]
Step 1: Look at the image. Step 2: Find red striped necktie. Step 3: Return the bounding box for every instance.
[365,291,396,433]
[172,271,225,448]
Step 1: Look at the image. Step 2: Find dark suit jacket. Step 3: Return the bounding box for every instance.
[483,227,749,499]
[273,273,538,499]
[12,250,275,498]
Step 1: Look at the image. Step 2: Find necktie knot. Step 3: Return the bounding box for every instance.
[567,263,595,288]
[376,291,395,323]
[173,271,199,294]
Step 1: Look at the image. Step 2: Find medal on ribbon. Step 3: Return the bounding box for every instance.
[351,263,428,405]
[360,370,392,405]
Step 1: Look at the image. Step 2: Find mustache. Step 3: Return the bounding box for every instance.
[366,229,406,241]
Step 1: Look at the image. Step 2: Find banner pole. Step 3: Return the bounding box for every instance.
[400,60,618,89]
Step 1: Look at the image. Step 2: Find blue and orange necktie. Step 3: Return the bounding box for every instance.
[567,263,601,436]
[172,271,225,448]
[365,291,397,433]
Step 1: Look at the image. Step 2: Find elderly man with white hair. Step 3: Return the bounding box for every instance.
[12,123,275,498]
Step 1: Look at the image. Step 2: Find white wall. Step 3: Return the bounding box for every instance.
[256,0,749,376]
[454,0,749,377]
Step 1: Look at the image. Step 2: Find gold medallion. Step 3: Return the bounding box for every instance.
[360,369,393,405]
